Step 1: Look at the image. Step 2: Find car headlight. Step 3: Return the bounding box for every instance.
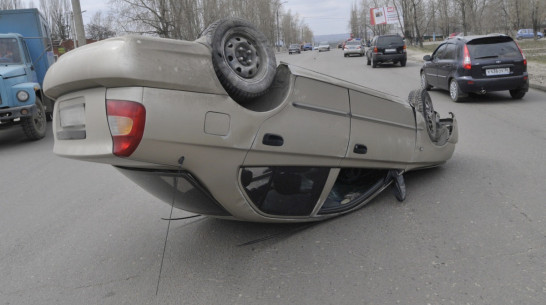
[17,90,29,102]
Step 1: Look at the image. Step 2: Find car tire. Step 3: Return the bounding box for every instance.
[199,18,276,103]
[372,57,377,68]
[22,97,47,141]
[400,59,407,67]
[408,88,437,141]
[449,79,463,102]
[509,88,526,99]
[421,71,432,90]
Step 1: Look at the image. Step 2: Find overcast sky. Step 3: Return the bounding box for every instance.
[79,0,352,36]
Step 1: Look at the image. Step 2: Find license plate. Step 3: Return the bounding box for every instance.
[385,48,396,53]
[60,103,86,128]
[486,68,510,76]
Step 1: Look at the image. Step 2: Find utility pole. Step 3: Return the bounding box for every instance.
[276,1,287,52]
[71,0,86,47]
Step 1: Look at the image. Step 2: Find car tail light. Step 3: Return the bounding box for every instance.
[463,44,471,70]
[373,47,378,53]
[106,100,146,157]
[515,41,527,66]
[403,44,406,53]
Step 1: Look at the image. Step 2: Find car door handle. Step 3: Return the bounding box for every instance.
[353,144,367,154]
[262,133,284,146]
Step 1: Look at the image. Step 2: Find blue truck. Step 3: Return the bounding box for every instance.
[0,8,55,140]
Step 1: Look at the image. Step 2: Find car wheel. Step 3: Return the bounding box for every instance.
[199,18,276,103]
[509,88,526,99]
[449,79,462,102]
[366,55,371,65]
[372,57,377,68]
[22,97,47,141]
[400,59,407,67]
[421,71,432,90]
[408,89,437,141]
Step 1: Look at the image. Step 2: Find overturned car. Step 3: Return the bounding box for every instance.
[44,19,458,223]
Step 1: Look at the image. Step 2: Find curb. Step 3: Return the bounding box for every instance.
[529,82,546,92]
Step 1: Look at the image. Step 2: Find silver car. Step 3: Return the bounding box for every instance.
[44,18,458,223]
[317,41,330,52]
[343,40,365,57]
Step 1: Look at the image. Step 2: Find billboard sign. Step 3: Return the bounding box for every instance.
[370,7,402,25]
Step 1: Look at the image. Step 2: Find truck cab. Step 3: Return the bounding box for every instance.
[0,9,54,140]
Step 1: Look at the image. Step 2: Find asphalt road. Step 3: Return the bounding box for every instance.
[1,48,545,305]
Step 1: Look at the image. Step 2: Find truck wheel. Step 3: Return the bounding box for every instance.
[199,18,276,103]
[22,97,47,140]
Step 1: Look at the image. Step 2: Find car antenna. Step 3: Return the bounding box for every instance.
[156,156,198,295]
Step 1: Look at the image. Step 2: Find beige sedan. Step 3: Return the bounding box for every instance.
[44,19,457,223]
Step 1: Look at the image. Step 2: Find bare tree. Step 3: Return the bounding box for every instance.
[0,0,25,9]
[39,0,71,41]
[86,11,116,40]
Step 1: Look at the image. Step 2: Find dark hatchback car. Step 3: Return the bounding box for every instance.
[366,35,407,68]
[420,34,528,102]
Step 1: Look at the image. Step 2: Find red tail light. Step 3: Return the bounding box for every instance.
[463,44,471,70]
[515,41,527,66]
[106,100,146,157]
[403,44,406,53]
[373,47,378,53]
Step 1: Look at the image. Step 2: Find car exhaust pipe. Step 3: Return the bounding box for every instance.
[479,89,486,94]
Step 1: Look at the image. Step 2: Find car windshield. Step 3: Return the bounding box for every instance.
[377,36,403,46]
[0,38,22,64]
[467,39,521,60]
[290,44,299,48]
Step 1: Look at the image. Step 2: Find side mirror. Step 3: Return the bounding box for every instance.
[423,55,431,61]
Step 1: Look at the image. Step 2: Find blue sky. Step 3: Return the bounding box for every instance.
[80,0,352,35]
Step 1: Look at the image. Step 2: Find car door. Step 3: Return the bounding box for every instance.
[244,76,350,167]
[435,43,458,90]
[340,90,416,169]
[424,44,446,87]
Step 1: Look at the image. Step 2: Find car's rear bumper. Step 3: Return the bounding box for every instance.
[344,50,364,55]
[373,53,406,62]
[456,73,529,93]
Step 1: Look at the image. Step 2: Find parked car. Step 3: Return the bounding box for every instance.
[302,43,312,51]
[288,44,301,54]
[366,34,407,68]
[318,41,330,52]
[343,39,365,57]
[516,29,543,40]
[44,18,458,223]
[420,34,528,102]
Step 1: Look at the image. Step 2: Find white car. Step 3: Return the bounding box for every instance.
[343,40,365,57]
[318,41,330,52]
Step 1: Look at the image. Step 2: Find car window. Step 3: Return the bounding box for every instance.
[241,166,330,216]
[467,40,521,60]
[433,44,447,60]
[377,36,403,46]
[443,44,457,60]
